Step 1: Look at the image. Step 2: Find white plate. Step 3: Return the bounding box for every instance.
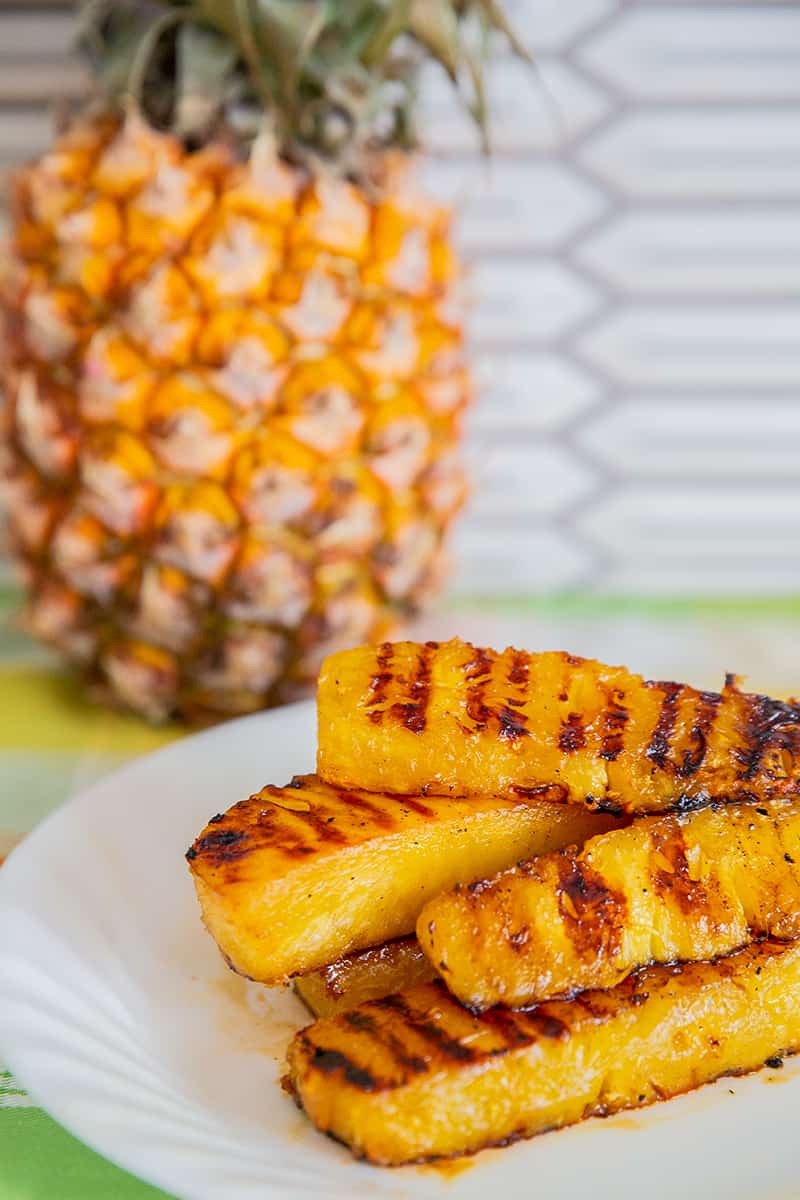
[2,701,800,1200]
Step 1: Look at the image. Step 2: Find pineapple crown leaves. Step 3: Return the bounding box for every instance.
[76,0,530,176]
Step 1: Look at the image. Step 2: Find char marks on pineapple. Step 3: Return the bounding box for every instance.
[398,795,435,818]
[462,646,531,741]
[523,1009,571,1042]
[374,992,477,1062]
[497,705,530,741]
[599,688,628,762]
[307,1042,382,1092]
[559,712,586,753]
[645,681,683,771]
[366,641,394,725]
[187,827,249,864]
[650,820,708,915]
[481,1004,570,1051]
[290,808,350,847]
[678,690,722,778]
[478,1005,534,1051]
[251,803,324,859]
[339,790,396,830]
[390,642,435,734]
[463,646,496,732]
[507,650,530,688]
[300,984,582,1098]
[343,1010,428,1076]
[499,650,531,741]
[571,990,619,1023]
[738,693,800,783]
[555,851,627,960]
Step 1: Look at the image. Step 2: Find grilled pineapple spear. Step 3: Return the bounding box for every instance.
[317,639,800,815]
[295,937,433,1019]
[418,797,800,1010]
[287,938,800,1166]
[187,774,620,983]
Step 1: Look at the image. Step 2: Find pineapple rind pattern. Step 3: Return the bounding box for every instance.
[0,119,469,720]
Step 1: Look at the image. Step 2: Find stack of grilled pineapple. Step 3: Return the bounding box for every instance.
[188,638,800,1165]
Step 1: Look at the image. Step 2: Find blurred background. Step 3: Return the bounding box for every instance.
[1,0,799,700]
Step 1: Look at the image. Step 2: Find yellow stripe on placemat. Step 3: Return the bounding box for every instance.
[0,667,184,755]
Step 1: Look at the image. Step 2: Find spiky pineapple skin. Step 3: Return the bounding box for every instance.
[0,116,469,721]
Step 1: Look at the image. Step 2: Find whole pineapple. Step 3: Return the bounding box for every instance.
[0,0,523,721]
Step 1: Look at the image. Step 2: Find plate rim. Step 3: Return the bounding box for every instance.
[0,699,325,1200]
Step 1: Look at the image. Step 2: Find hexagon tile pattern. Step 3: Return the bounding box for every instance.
[2,1,800,597]
[436,0,800,597]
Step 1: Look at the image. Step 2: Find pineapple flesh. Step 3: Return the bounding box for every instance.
[286,938,800,1165]
[418,797,800,1010]
[187,773,622,984]
[295,936,434,1020]
[317,639,800,815]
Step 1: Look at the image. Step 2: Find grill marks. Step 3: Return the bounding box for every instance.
[479,1004,537,1050]
[462,647,532,742]
[307,1042,380,1092]
[600,688,628,762]
[397,795,435,818]
[390,642,435,734]
[641,680,800,792]
[366,641,536,742]
[485,1005,572,1044]
[555,851,627,961]
[507,651,530,688]
[499,651,532,742]
[343,1010,428,1076]
[338,790,396,830]
[366,641,436,733]
[190,776,452,874]
[345,642,800,817]
[374,992,477,1063]
[254,804,336,860]
[650,820,708,916]
[366,642,394,725]
[594,671,800,795]
[639,678,800,791]
[186,827,248,864]
[479,1004,569,1050]
[678,690,721,779]
[739,694,800,784]
[523,1010,571,1042]
[559,712,586,753]
[634,681,723,782]
[291,809,350,847]
[463,646,496,731]
[365,644,800,790]
[295,983,581,1096]
[646,682,683,771]
[497,705,530,742]
[249,813,316,861]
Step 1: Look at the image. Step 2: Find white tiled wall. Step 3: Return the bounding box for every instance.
[1,0,799,598]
